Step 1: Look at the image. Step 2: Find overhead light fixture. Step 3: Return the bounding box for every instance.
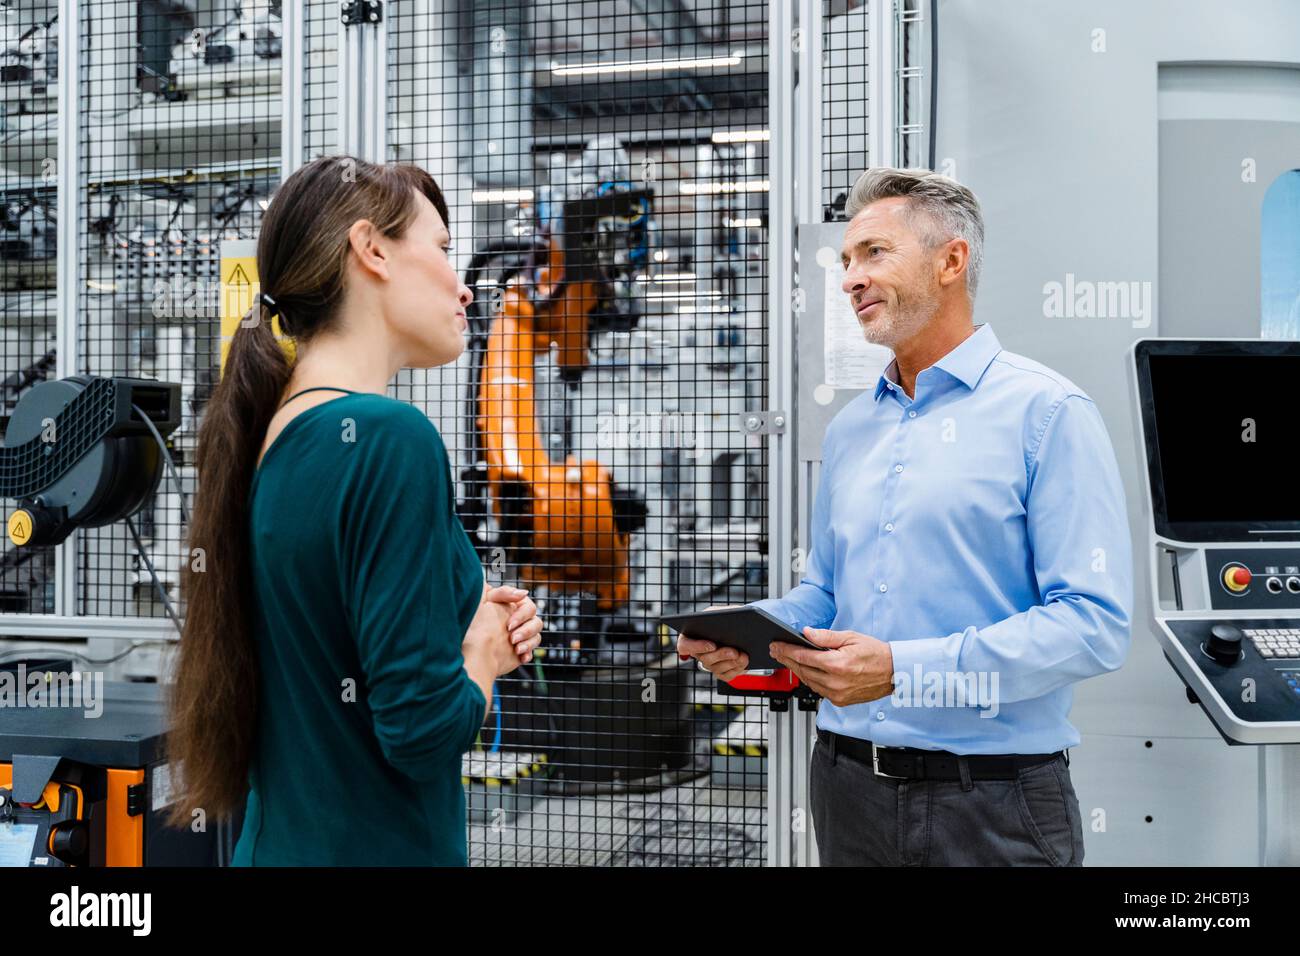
[711,129,770,143]
[646,290,723,301]
[635,272,696,283]
[553,53,742,77]
[724,217,763,228]
[680,180,770,195]
[471,188,535,203]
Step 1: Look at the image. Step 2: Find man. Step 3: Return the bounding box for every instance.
[678,168,1132,866]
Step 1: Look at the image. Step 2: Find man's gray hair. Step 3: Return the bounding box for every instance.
[844,167,985,299]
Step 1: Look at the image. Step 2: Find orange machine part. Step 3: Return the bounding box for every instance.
[478,279,630,608]
[0,764,142,866]
[105,768,145,867]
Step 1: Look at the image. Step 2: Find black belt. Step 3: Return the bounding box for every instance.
[817,728,1062,781]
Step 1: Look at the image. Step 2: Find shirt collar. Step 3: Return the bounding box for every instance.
[873,323,1002,401]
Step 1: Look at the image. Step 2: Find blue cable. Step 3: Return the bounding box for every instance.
[489,682,503,753]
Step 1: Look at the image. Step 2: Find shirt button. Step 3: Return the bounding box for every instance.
[876,711,885,720]
[894,464,903,473]
[908,410,917,418]
[879,583,888,593]
[884,522,894,532]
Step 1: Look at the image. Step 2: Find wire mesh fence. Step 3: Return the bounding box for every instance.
[822,0,868,218]
[387,0,772,866]
[0,1,59,614]
[73,0,280,634]
[0,0,902,867]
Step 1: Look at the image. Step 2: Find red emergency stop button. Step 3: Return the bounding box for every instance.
[1223,565,1252,593]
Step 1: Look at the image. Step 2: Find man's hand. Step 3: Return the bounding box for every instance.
[769,627,895,706]
[675,604,750,681]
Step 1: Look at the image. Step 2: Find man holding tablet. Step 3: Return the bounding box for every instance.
[677,168,1132,866]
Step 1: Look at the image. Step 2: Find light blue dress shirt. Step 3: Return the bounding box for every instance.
[753,323,1132,754]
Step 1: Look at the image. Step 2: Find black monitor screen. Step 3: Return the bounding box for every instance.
[1148,353,1300,527]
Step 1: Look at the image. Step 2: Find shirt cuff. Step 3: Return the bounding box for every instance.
[750,597,799,629]
[887,633,978,707]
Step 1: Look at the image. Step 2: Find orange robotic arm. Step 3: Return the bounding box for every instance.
[477,273,632,609]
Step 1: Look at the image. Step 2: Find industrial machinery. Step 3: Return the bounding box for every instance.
[466,136,651,651]
[1132,338,1300,864]
[0,7,57,111]
[0,192,56,291]
[0,375,218,866]
[462,137,703,786]
[138,0,282,99]
[0,376,179,551]
[0,7,57,298]
[0,677,218,866]
[2,0,776,864]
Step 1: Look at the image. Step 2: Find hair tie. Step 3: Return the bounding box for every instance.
[260,292,279,317]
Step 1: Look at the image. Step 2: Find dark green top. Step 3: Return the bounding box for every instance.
[231,392,486,866]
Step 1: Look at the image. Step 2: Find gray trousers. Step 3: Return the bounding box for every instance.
[810,737,1085,866]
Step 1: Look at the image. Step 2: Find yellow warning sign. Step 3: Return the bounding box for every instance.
[8,509,33,546]
[220,241,295,374]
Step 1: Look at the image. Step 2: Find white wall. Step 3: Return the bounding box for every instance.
[935,0,1300,865]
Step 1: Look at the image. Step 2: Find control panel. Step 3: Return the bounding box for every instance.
[1161,617,1300,743]
[1207,548,1300,611]
[1134,340,1300,862]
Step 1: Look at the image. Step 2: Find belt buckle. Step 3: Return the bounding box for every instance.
[871,742,906,779]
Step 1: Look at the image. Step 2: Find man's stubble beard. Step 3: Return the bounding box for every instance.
[859,279,941,351]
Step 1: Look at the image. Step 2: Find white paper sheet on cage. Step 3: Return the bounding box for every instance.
[823,266,893,390]
[0,823,38,867]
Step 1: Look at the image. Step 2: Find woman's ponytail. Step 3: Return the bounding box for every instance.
[166,298,289,825]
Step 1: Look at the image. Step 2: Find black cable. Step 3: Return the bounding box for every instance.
[0,640,171,667]
[680,567,750,607]
[132,401,192,526]
[0,397,187,659]
[124,514,184,635]
[14,11,58,43]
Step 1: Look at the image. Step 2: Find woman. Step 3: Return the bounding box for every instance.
[168,155,542,866]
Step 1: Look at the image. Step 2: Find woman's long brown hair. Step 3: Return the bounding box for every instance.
[167,156,451,826]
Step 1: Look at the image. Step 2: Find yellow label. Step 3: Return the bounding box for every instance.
[8,509,33,546]
[219,247,295,375]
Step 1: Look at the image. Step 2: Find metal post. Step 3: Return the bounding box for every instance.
[281,0,305,178]
[867,0,897,167]
[1260,744,1300,865]
[767,0,797,868]
[54,0,81,618]
[366,5,387,162]
[796,0,823,227]
[337,2,361,157]
[792,0,825,869]
[338,1,387,162]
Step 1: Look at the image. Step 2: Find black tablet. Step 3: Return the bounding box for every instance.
[659,605,826,670]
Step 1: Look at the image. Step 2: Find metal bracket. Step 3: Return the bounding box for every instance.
[126,782,145,817]
[340,1,382,25]
[738,410,788,436]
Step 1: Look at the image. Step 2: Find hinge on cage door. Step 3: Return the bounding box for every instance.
[737,410,787,436]
[341,1,382,25]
